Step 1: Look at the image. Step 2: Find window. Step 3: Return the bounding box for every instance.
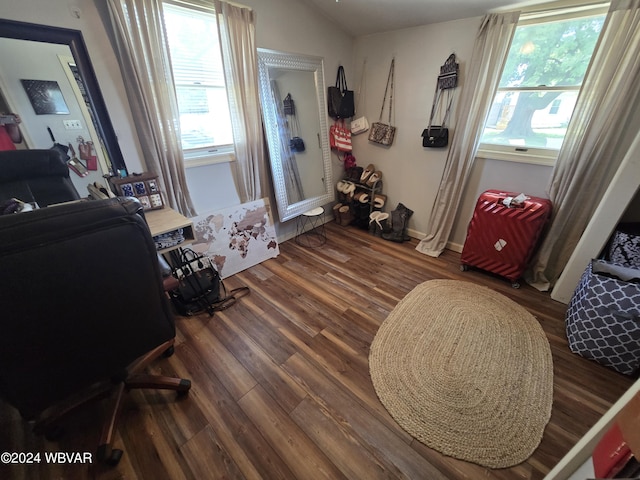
[163,2,234,164]
[478,5,608,164]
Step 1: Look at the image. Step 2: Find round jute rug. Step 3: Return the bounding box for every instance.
[369,279,553,469]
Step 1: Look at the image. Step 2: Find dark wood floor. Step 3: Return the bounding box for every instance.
[1,222,635,480]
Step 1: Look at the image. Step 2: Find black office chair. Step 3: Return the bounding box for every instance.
[0,149,81,207]
[0,197,191,465]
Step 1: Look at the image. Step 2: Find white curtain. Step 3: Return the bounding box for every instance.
[214,0,268,203]
[525,0,640,291]
[416,12,520,257]
[106,0,196,217]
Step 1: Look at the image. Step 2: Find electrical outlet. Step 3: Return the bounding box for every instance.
[63,120,82,130]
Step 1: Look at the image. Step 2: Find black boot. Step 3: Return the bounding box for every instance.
[382,207,407,243]
[382,203,413,242]
[396,203,414,241]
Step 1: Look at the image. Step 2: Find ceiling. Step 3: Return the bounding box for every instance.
[297,0,548,37]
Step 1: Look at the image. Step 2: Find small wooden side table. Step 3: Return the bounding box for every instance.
[145,208,195,254]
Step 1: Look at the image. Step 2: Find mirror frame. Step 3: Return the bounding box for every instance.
[257,48,334,222]
[0,18,127,173]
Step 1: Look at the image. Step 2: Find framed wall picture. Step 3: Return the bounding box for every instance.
[20,79,70,115]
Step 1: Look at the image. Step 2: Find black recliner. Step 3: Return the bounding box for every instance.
[0,197,191,465]
[0,149,80,207]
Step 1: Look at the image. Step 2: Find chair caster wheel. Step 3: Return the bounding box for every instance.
[177,379,191,397]
[106,449,123,466]
[163,346,175,357]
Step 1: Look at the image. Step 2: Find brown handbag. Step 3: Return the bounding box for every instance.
[368,58,396,146]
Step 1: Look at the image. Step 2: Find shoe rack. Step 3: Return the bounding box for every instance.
[335,165,387,228]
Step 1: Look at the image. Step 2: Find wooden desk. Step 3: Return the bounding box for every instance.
[145,208,195,254]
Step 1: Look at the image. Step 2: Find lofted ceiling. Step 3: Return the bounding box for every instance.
[297,0,552,37]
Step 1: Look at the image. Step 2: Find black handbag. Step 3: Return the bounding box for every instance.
[422,126,449,148]
[169,248,221,316]
[283,93,295,115]
[328,66,355,119]
[176,267,221,303]
[289,136,305,152]
[289,111,305,152]
[422,54,457,148]
[168,248,250,317]
[438,54,459,90]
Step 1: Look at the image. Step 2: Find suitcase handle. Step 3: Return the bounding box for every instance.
[495,195,526,209]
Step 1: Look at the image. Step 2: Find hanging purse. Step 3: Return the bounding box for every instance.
[421,126,449,148]
[351,117,369,135]
[422,55,456,148]
[289,137,305,152]
[438,53,459,90]
[351,59,369,135]
[328,66,355,119]
[330,120,352,152]
[77,136,98,170]
[288,101,305,153]
[368,58,396,146]
[283,93,295,115]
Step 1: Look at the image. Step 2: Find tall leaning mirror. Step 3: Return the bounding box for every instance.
[0,19,126,194]
[257,49,334,222]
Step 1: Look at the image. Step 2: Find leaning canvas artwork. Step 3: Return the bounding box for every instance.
[190,198,279,279]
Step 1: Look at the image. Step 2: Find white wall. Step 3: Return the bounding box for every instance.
[351,19,480,240]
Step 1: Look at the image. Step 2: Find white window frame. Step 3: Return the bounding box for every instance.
[477,2,609,166]
[163,0,235,168]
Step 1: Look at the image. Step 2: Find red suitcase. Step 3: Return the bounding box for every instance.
[460,190,552,287]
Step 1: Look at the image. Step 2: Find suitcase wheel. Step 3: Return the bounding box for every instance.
[460,264,469,272]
